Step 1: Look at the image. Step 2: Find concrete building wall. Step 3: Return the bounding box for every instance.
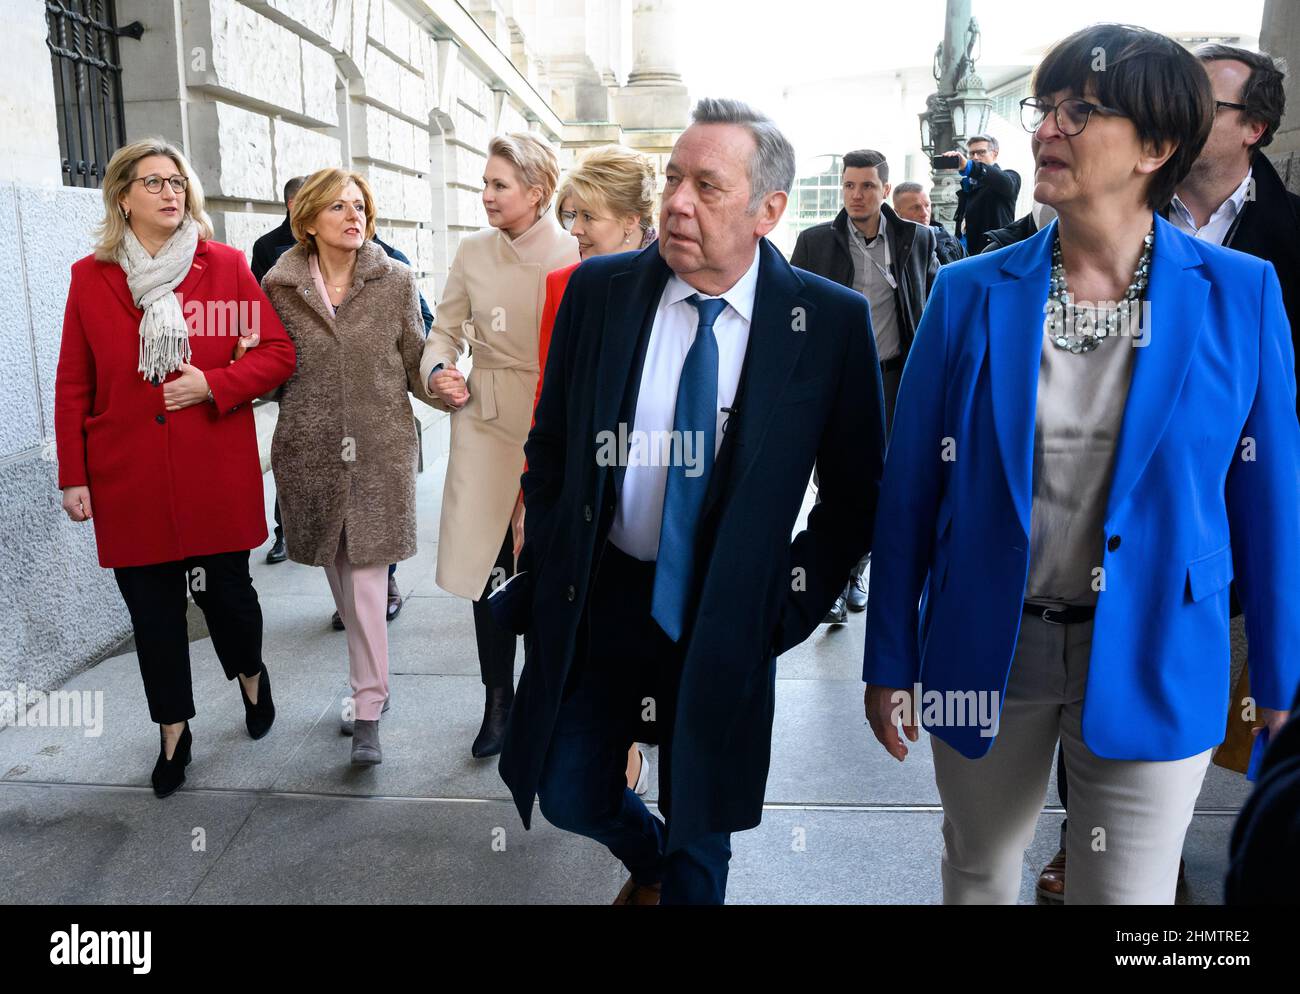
[0,4,133,722]
[1,0,689,712]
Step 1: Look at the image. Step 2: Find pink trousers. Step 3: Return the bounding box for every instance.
[323,531,390,721]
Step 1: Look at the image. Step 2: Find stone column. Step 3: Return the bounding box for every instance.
[542,0,610,123]
[614,0,689,132]
[1261,0,1300,191]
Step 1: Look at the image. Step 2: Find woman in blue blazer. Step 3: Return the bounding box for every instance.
[863,24,1300,904]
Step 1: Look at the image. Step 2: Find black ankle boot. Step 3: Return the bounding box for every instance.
[152,722,192,799]
[471,686,514,759]
[238,665,275,740]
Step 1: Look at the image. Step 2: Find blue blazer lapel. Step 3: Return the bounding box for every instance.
[987,221,1054,537]
[1104,215,1209,520]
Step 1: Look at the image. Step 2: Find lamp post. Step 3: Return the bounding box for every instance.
[921,0,989,234]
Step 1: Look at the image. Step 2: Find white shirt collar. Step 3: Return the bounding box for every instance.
[662,244,762,324]
[1171,167,1253,231]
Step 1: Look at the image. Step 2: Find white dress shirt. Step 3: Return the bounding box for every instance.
[1169,169,1253,246]
[608,247,761,561]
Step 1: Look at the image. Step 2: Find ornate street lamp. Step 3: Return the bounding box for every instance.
[921,1,984,233]
[952,64,992,142]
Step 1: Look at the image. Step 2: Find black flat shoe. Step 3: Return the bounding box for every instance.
[238,665,276,739]
[331,610,345,631]
[152,723,192,799]
[822,593,848,625]
[265,536,287,564]
[471,686,514,759]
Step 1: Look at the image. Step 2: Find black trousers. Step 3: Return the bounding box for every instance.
[113,550,264,724]
[881,357,903,436]
[471,526,518,690]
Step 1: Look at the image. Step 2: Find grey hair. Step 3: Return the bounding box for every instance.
[968,133,999,154]
[690,97,796,212]
[892,181,924,198]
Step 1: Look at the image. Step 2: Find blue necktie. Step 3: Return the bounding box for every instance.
[651,294,727,642]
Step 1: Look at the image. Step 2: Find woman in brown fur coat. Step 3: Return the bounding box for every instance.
[263,168,435,766]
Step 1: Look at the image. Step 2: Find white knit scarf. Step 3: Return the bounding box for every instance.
[117,217,200,384]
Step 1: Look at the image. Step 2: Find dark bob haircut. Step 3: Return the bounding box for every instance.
[1032,23,1213,210]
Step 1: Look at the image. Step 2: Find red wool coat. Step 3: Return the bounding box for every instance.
[55,239,297,568]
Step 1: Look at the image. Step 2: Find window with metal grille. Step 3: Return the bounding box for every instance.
[45,0,142,189]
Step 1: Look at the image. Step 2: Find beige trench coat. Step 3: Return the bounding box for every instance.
[265,241,437,567]
[420,214,579,599]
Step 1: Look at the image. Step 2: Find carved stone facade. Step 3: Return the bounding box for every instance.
[116,0,692,300]
[0,0,694,694]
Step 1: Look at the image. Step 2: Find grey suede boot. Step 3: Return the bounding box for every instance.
[341,694,390,736]
[351,719,382,765]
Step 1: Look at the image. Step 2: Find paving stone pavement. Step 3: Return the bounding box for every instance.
[0,458,1251,904]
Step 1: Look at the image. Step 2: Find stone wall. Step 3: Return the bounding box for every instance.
[118,0,563,300]
[1,0,689,704]
[0,183,126,721]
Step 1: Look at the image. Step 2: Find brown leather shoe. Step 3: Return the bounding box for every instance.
[612,875,661,906]
[1037,848,1066,903]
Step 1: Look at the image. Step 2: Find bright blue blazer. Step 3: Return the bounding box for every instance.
[863,214,1300,761]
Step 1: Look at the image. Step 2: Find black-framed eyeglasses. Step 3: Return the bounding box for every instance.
[1215,100,1249,113]
[131,174,188,194]
[1020,97,1123,137]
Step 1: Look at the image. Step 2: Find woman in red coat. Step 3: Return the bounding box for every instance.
[511,144,658,793]
[54,139,296,798]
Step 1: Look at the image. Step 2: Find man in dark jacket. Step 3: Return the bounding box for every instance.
[981,202,1056,254]
[790,149,937,622]
[1226,688,1300,903]
[950,134,1020,255]
[1171,45,1300,408]
[892,181,965,264]
[499,99,884,905]
[250,176,304,284]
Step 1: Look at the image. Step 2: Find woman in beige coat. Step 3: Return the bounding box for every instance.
[420,134,579,758]
[265,168,435,767]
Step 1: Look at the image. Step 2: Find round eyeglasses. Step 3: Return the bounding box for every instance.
[1020,97,1122,137]
[131,174,189,194]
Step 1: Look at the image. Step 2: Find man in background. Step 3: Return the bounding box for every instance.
[949,134,1020,254]
[892,181,964,264]
[791,149,937,624]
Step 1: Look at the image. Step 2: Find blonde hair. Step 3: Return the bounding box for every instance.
[488,133,561,216]
[555,145,657,231]
[93,138,214,261]
[290,168,377,253]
